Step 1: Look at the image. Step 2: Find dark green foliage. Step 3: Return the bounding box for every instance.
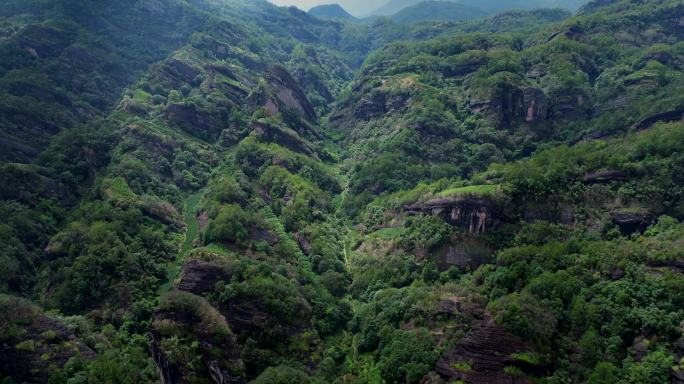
[252,365,310,384]
[207,204,259,245]
[377,329,439,384]
[1,0,684,383]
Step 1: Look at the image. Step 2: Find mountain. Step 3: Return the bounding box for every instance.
[1,0,684,383]
[308,3,357,20]
[390,1,488,24]
[369,0,590,16]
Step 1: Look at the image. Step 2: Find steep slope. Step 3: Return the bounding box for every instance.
[0,0,683,383]
[370,0,589,17]
[0,0,213,162]
[390,1,488,24]
[331,0,684,213]
[308,4,357,21]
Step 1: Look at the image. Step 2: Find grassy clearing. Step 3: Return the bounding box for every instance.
[158,190,204,295]
[435,184,503,198]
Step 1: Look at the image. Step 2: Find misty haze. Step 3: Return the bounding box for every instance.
[1,0,683,383]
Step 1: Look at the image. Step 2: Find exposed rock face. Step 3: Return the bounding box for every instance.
[15,25,73,59]
[406,196,502,234]
[673,336,684,384]
[151,251,314,383]
[163,102,227,142]
[150,292,245,384]
[157,58,201,88]
[470,86,549,126]
[204,66,250,103]
[582,169,629,184]
[433,240,493,271]
[251,119,314,155]
[611,208,655,234]
[522,87,548,123]
[251,65,317,122]
[328,78,412,126]
[0,163,73,205]
[353,91,388,120]
[435,319,542,384]
[0,296,95,383]
[521,202,574,224]
[177,259,231,294]
[547,24,585,42]
[551,93,589,118]
[632,107,684,131]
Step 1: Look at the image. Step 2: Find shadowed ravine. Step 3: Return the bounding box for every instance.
[1,0,684,383]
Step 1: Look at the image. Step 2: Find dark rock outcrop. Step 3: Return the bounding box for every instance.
[251,119,314,155]
[151,249,315,383]
[521,202,573,224]
[673,336,684,384]
[632,108,684,131]
[583,169,629,184]
[433,240,493,271]
[163,102,227,142]
[522,87,549,123]
[435,319,543,384]
[0,295,95,383]
[14,25,74,59]
[406,196,503,234]
[157,58,201,88]
[0,163,73,205]
[150,292,245,384]
[353,91,388,120]
[470,86,549,126]
[611,208,655,234]
[250,65,317,122]
[176,259,231,294]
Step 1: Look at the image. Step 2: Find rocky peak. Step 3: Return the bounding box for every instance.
[250,65,317,122]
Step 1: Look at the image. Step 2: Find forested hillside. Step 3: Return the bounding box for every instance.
[1,0,683,383]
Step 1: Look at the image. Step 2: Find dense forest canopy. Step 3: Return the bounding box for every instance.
[1,0,684,383]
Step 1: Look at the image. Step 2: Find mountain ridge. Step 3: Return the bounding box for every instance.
[308,3,357,20]
[1,0,683,383]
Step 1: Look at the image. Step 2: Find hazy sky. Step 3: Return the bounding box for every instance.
[268,0,385,16]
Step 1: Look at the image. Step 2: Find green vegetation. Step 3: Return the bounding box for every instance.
[1,0,684,383]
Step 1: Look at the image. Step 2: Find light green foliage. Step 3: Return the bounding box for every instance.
[206,204,258,245]
[1,0,684,383]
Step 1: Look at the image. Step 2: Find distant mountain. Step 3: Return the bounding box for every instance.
[308,4,357,20]
[391,1,488,24]
[370,0,589,17]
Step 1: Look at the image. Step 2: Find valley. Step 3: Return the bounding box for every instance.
[1,0,684,383]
